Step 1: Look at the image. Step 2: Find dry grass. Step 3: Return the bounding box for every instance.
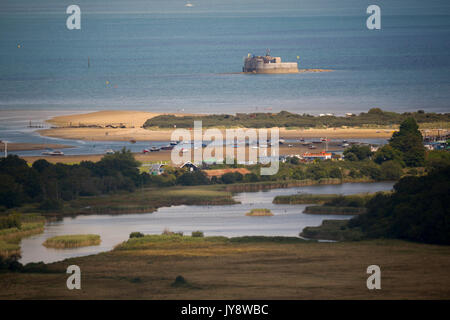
[1,238,449,299]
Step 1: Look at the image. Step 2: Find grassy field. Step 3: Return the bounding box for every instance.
[245,208,273,216]
[0,235,449,299]
[43,234,101,249]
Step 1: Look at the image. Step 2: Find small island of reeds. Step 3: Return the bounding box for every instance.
[43,234,101,249]
[246,209,273,217]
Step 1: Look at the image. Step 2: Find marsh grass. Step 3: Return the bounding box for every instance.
[0,240,20,258]
[0,222,45,242]
[273,192,380,205]
[65,185,236,216]
[273,193,340,204]
[43,234,101,249]
[115,234,228,251]
[246,208,273,216]
[304,206,367,215]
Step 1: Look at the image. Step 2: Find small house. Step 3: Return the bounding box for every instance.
[302,151,332,161]
[180,161,199,172]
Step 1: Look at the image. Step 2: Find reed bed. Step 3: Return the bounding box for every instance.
[43,234,101,249]
[246,209,273,216]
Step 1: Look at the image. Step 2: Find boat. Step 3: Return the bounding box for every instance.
[105,149,114,154]
[150,146,160,152]
[130,139,136,144]
[42,150,64,156]
[142,149,150,153]
[170,141,179,146]
[160,145,174,151]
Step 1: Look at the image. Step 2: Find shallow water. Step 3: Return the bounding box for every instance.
[19,181,393,264]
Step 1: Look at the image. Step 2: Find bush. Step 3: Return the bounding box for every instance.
[38,199,63,211]
[380,161,403,180]
[191,231,204,237]
[343,145,373,161]
[171,275,189,287]
[0,212,22,230]
[129,232,144,238]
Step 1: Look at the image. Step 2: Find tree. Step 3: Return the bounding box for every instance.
[343,145,373,161]
[380,161,403,180]
[221,172,243,184]
[373,145,404,166]
[176,171,209,186]
[348,165,450,244]
[389,118,425,167]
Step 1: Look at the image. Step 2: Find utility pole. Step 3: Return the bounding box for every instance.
[2,141,7,158]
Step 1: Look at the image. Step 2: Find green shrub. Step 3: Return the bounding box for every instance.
[191,231,204,237]
[0,212,22,230]
[129,232,144,239]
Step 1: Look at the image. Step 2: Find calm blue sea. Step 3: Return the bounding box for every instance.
[0,0,450,115]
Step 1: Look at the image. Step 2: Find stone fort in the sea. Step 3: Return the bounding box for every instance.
[242,50,298,74]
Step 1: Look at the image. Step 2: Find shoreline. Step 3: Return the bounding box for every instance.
[38,110,399,141]
[39,126,396,141]
[37,110,448,143]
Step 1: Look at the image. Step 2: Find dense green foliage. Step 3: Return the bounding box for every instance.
[301,220,364,241]
[0,212,21,230]
[0,149,141,210]
[373,117,426,167]
[129,232,144,238]
[191,231,204,237]
[143,109,450,129]
[343,145,373,161]
[347,166,450,244]
[388,118,426,167]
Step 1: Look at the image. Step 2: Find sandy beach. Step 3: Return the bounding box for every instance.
[39,110,401,142]
[22,143,341,164]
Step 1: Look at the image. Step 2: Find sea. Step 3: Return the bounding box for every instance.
[1,0,450,115]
